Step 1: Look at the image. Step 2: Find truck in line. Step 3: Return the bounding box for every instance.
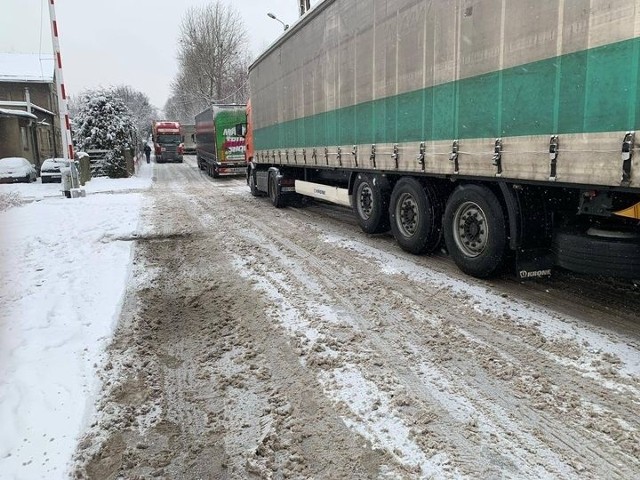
[152,121,184,163]
[181,124,197,155]
[244,0,640,280]
[195,105,246,178]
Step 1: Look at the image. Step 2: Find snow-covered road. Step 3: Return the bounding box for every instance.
[2,156,640,479]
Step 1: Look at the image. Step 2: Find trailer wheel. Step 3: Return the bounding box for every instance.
[389,178,442,254]
[443,184,507,278]
[269,172,285,208]
[553,229,640,278]
[352,174,390,233]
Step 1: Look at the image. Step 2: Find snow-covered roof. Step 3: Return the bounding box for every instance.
[0,107,38,120]
[0,53,55,83]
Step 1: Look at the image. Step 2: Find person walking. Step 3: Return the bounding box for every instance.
[143,143,151,164]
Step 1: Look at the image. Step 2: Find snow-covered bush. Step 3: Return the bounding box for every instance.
[0,192,23,211]
[72,89,137,178]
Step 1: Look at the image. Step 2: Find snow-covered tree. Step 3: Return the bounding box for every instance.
[73,88,137,178]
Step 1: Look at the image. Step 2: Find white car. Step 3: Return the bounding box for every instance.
[40,158,68,183]
[0,157,37,183]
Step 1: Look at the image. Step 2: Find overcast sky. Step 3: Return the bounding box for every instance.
[0,0,317,110]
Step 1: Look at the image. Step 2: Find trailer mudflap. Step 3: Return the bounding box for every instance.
[515,248,554,280]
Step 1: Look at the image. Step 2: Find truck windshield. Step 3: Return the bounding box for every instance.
[157,135,181,144]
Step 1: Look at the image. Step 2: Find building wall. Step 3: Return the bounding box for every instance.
[0,81,60,166]
[0,117,36,161]
[0,82,55,112]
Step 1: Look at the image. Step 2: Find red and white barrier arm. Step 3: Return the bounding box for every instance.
[48,0,74,160]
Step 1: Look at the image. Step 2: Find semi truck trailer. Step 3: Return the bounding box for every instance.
[245,0,640,280]
[181,124,197,155]
[195,105,247,178]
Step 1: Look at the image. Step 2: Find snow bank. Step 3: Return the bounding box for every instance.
[0,165,152,479]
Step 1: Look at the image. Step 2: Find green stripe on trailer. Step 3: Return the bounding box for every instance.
[254,37,640,150]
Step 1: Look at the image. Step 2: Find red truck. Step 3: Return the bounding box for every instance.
[152,121,184,163]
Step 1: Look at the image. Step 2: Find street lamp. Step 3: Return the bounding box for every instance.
[267,12,289,31]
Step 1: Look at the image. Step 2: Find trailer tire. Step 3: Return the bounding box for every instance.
[269,172,285,208]
[353,174,390,234]
[443,184,507,278]
[390,177,442,254]
[553,229,640,278]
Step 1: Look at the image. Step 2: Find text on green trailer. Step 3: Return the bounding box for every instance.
[196,105,247,178]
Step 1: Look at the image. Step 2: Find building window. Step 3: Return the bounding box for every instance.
[20,126,30,151]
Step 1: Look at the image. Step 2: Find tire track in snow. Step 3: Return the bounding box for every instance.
[180,189,564,478]
[230,216,581,479]
[166,174,633,478]
[202,188,636,480]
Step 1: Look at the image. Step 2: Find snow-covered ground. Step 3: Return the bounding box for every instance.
[3,157,640,479]
[0,162,152,479]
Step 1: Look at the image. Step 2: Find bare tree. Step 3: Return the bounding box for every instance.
[163,94,182,123]
[111,85,158,141]
[168,2,249,122]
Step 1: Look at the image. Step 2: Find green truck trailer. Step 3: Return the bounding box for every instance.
[195,105,246,178]
[246,0,640,279]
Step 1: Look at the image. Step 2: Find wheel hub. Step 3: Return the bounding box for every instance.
[358,184,373,219]
[397,193,418,236]
[454,202,488,257]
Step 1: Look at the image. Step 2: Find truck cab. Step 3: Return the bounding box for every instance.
[152,121,184,163]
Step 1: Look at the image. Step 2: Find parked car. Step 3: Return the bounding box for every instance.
[40,158,68,183]
[0,157,37,183]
